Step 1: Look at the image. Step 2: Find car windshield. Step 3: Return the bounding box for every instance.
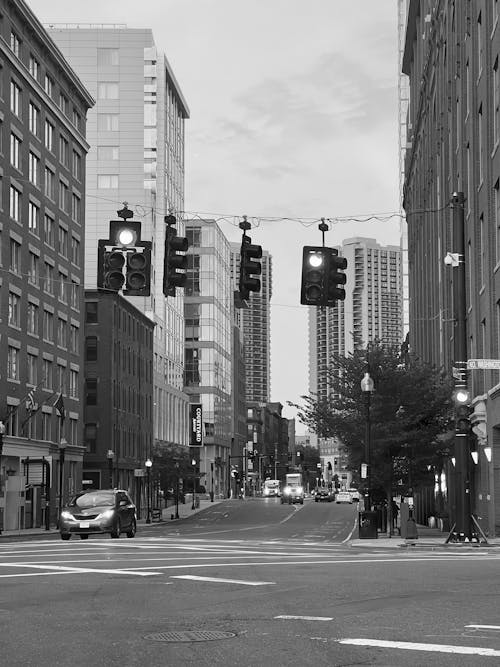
[69,492,115,509]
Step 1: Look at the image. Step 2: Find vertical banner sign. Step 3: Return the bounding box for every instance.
[190,404,203,446]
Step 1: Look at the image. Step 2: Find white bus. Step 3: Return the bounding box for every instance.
[263,479,281,497]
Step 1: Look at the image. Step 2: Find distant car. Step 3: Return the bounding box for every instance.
[281,484,304,505]
[335,491,353,504]
[315,487,333,502]
[59,489,137,540]
[348,489,360,502]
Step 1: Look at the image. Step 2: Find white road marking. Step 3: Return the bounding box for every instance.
[276,615,333,621]
[171,574,274,586]
[342,515,358,543]
[466,625,500,630]
[0,563,160,576]
[337,638,500,657]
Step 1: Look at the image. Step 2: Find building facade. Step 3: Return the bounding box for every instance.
[0,0,93,530]
[48,25,190,454]
[403,0,500,536]
[184,220,233,498]
[309,238,403,400]
[83,291,154,513]
[230,242,272,403]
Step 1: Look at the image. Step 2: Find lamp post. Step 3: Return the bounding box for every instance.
[145,458,152,524]
[174,461,180,519]
[58,438,68,520]
[0,421,5,535]
[191,458,197,510]
[107,449,114,488]
[360,371,374,511]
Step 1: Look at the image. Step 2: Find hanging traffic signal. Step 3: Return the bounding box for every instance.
[97,241,125,291]
[124,243,152,296]
[453,387,471,434]
[300,246,347,306]
[327,248,347,303]
[239,235,262,300]
[163,216,189,297]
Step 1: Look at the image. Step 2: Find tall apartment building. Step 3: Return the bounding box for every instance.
[0,1,93,530]
[48,25,190,452]
[309,238,403,401]
[184,220,233,497]
[230,243,272,403]
[402,1,500,536]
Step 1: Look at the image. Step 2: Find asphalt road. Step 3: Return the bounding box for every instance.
[1,497,500,667]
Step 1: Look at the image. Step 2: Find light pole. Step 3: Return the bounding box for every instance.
[145,458,152,524]
[107,449,114,488]
[361,371,374,511]
[174,461,180,519]
[191,458,196,510]
[0,421,5,535]
[58,438,68,522]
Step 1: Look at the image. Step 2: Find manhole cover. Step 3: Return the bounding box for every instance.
[144,630,236,643]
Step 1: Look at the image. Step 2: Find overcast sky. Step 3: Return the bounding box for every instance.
[28,1,401,434]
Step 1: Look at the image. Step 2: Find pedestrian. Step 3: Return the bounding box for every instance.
[391,500,399,531]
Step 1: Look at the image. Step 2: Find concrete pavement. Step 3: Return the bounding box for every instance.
[349,522,500,549]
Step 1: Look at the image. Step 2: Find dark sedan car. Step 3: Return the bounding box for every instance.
[59,489,137,540]
[315,487,333,502]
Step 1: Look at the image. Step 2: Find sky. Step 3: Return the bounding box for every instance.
[28,1,402,434]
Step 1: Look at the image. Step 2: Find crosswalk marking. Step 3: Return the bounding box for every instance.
[337,638,500,657]
[171,574,274,586]
[276,615,333,621]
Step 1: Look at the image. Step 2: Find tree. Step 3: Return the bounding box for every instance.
[289,342,453,505]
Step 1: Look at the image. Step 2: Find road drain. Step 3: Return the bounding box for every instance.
[144,630,236,643]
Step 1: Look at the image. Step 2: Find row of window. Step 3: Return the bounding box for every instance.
[7,344,79,395]
[8,231,81,278]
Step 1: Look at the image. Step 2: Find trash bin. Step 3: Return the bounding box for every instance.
[358,511,378,539]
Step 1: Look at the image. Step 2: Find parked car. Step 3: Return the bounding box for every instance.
[335,491,353,504]
[315,487,333,502]
[59,489,137,540]
[348,489,360,502]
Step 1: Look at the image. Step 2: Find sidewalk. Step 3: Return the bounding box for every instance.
[349,522,500,550]
[0,497,224,541]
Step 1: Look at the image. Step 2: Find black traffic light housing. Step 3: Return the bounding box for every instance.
[97,218,151,296]
[300,246,347,306]
[239,235,262,301]
[453,387,472,434]
[163,216,189,297]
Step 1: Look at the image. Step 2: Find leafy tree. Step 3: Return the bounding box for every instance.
[289,342,453,504]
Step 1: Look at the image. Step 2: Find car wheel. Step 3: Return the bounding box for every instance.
[126,518,137,538]
[110,519,121,538]
[60,533,71,541]
[288,499,291,505]
[79,534,89,540]
[315,498,318,502]
[300,500,304,505]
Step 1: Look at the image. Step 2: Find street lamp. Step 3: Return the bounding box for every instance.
[360,371,374,511]
[107,449,114,488]
[174,461,180,519]
[145,458,152,524]
[0,421,5,535]
[58,438,68,520]
[191,458,196,510]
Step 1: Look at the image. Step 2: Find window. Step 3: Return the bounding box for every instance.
[29,54,39,80]
[98,113,119,131]
[41,412,51,441]
[44,214,55,247]
[480,214,485,287]
[10,31,20,57]
[97,146,119,160]
[97,174,118,189]
[10,238,20,273]
[7,346,19,380]
[29,102,39,136]
[27,302,39,336]
[57,364,66,395]
[59,92,69,115]
[85,423,97,452]
[28,251,39,286]
[97,82,119,99]
[43,359,53,390]
[70,324,78,353]
[72,108,81,131]
[8,292,20,327]
[45,167,55,200]
[44,120,54,151]
[43,310,54,342]
[86,301,98,323]
[27,353,38,385]
[86,336,98,361]
[29,152,40,186]
[10,80,20,117]
[59,181,69,212]
[9,186,20,221]
[44,74,53,98]
[44,262,54,295]
[59,271,68,303]
[10,133,20,169]
[495,58,500,147]
[478,12,483,75]
[71,236,80,265]
[28,201,40,235]
[86,378,97,405]
[478,104,484,183]
[71,194,81,223]
[58,226,68,257]
[72,151,82,180]
[97,48,119,65]
[69,369,78,398]
[57,318,67,348]
[59,135,69,167]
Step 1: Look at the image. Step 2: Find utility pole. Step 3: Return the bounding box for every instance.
[450,191,471,541]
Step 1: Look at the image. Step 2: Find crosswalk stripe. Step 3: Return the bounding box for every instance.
[171,574,274,586]
[337,638,500,656]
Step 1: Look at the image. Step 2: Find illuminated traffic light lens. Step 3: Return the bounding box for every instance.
[308,253,324,268]
[454,389,470,404]
[118,229,135,246]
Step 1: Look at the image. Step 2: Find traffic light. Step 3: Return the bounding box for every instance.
[163,216,189,297]
[453,387,471,434]
[300,246,347,306]
[239,235,262,300]
[98,241,125,291]
[124,243,152,296]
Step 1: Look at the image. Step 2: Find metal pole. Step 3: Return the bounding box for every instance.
[175,470,179,519]
[0,428,4,534]
[274,444,278,479]
[108,457,113,488]
[58,447,65,518]
[451,191,471,540]
[365,392,371,511]
[211,461,214,502]
[146,468,151,523]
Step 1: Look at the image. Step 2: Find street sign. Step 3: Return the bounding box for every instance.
[361,463,367,479]
[467,359,500,370]
[134,469,145,477]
